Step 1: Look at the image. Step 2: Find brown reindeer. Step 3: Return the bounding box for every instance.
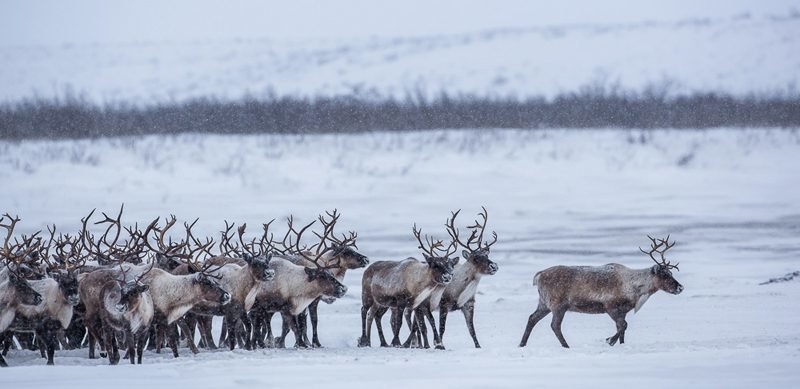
[358,222,458,349]
[179,221,275,352]
[272,210,368,348]
[0,214,44,368]
[80,261,154,364]
[407,207,499,348]
[123,217,231,358]
[247,217,348,349]
[519,235,684,348]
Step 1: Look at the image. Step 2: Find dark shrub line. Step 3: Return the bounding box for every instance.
[1,91,798,140]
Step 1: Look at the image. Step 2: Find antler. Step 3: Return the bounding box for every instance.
[184,218,215,260]
[1,214,43,268]
[412,223,457,258]
[218,220,241,257]
[466,206,497,250]
[444,209,478,251]
[237,223,266,258]
[639,235,679,270]
[143,216,189,260]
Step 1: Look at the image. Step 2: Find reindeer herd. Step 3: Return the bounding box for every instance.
[0,206,684,367]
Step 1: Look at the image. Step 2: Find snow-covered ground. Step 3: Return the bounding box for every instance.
[1,128,799,387]
[1,1,798,103]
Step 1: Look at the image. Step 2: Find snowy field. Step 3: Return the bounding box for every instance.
[1,0,799,102]
[1,128,799,387]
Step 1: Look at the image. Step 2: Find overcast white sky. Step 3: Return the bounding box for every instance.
[2,0,796,46]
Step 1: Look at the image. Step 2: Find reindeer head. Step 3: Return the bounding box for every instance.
[446,207,499,276]
[114,261,153,312]
[1,214,43,305]
[413,224,458,284]
[314,210,368,269]
[640,235,683,295]
[305,267,348,298]
[191,271,231,306]
[51,271,81,306]
[115,282,150,313]
[236,223,276,282]
[8,272,43,305]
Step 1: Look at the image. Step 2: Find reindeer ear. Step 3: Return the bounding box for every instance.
[8,273,19,284]
[449,257,460,266]
[264,253,273,262]
[304,267,316,280]
[243,253,253,264]
[462,250,470,260]
[138,284,149,293]
[424,254,434,265]
[650,265,658,274]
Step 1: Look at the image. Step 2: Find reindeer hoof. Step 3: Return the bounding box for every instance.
[435,345,445,350]
[606,337,618,346]
[357,338,371,348]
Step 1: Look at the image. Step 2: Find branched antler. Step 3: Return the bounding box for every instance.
[639,235,679,270]
[413,223,457,258]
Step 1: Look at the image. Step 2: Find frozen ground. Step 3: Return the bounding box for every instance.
[1,1,799,102]
[1,128,799,387]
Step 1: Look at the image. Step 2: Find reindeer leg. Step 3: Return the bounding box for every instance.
[422,306,444,350]
[296,310,310,347]
[391,307,405,347]
[402,310,420,348]
[265,312,275,348]
[101,325,118,365]
[147,325,157,351]
[280,312,307,348]
[401,308,418,348]
[240,313,253,350]
[167,323,180,358]
[197,316,215,349]
[136,330,147,364]
[364,305,378,347]
[358,304,372,347]
[373,307,389,347]
[177,320,199,354]
[461,299,480,348]
[416,308,434,349]
[87,323,99,359]
[550,307,569,348]
[217,319,227,349]
[308,299,322,348]
[438,308,449,343]
[605,309,628,346]
[519,302,551,347]
[125,330,135,364]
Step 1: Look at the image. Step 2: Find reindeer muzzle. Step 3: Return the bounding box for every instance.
[220,292,232,305]
[115,303,127,313]
[68,294,81,306]
[674,284,684,295]
[440,274,453,284]
[488,263,499,275]
[264,269,276,281]
[32,295,43,305]
[334,285,348,298]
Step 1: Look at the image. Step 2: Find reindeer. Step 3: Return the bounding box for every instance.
[519,235,684,348]
[358,222,458,349]
[79,262,154,364]
[2,219,85,366]
[270,210,368,348]
[120,217,232,358]
[0,214,43,367]
[177,221,275,352]
[406,208,499,348]
[247,217,348,349]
